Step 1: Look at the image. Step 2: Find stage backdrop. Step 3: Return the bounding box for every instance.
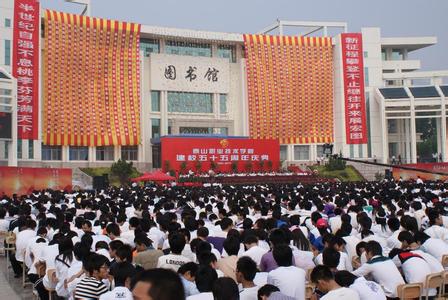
[243,35,334,144]
[0,167,72,196]
[161,137,280,173]
[43,10,141,146]
[393,163,448,181]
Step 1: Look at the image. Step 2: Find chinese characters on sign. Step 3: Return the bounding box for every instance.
[341,33,367,144]
[12,0,39,139]
[164,65,220,82]
[175,147,270,163]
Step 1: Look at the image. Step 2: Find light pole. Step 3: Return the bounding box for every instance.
[64,0,91,16]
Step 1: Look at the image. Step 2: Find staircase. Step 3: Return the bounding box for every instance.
[72,168,93,189]
[346,161,391,181]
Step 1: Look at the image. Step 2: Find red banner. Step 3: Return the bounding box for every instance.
[0,167,72,196]
[341,33,367,144]
[12,0,40,139]
[393,163,448,181]
[161,137,280,173]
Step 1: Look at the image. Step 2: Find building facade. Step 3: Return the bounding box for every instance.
[0,0,447,171]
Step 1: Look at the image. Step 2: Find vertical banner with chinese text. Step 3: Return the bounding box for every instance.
[341,33,367,144]
[12,0,40,139]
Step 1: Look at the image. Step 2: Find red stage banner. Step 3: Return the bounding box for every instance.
[161,137,280,173]
[12,0,40,139]
[43,11,141,146]
[393,163,448,181]
[0,167,72,196]
[243,35,334,144]
[341,33,367,144]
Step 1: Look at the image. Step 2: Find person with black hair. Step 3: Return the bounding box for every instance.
[99,262,135,300]
[188,265,218,299]
[212,277,239,300]
[240,234,268,267]
[310,265,359,300]
[54,237,75,296]
[178,262,200,297]
[424,209,448,242]
[260,229,289,272]
[157,233,191,271]
[15,218,37,275]
[75,253,110,299]
[352,241,404,299]
[236,256,259,300]
[334,271,385,300]
[414,230,448,261]
[132,268,186,300]
[385,217,401,250]
[257,284,293,300]
[267,244,305,299]
[322,248,341,272]
[217,235,240,281]
[134,234,164,270]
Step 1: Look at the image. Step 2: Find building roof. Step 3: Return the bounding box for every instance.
[380,36,437,52]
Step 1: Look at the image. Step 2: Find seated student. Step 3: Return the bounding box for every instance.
[187,265,218,300]
[178,262,200,297]
[414,231,448,263]
[216,236,240,281]
[197,251,224,277]
[75,253,110,299]
[236,256,259,300]
[132,268,185,300]
[239,235,268,267]
[335,270,386,300]
[352,241,404,299]
[267,244,306,299]
[99,262,135,300]
[134,234,164,270]
[257,284,294,300]
[322,248,343,272]
[95,241,111,261]
[212,277,239,300]
[424,209,448,242]
[310,265,360,300]
[157,233,191,271]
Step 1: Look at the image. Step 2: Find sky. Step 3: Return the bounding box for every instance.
[40,0,448,71]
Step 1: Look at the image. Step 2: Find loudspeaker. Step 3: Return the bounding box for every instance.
[93,175,108,190]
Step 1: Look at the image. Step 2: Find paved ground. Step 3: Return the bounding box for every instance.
[0,255,34,299]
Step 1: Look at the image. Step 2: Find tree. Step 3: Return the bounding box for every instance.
[110,159,133,186]
[258,160,265,172]
[267,160,273,171]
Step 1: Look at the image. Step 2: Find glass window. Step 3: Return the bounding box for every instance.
[217,45,236,63]
[179,127,212,135]
[391,49,403,61]
[152,145,161,168]
[4,141,8,159]
[293,145,309,161]
[316,145,325,158]
[388,119,398,134]
[219,94,227,114]
[4,40,11,66]
[17,139,22,159]
[151,118,160,138]
[381,49,386,61]
[28,140,33,159]
[220,127,228,135]
[280,145,287,161]
[168,92,213,113]
[363,51,368,58]
[165,40,211,57]
[364,67,369,86]
[151,91,160,112]
[69,146,88,161]
[96,146,114,161]
[0,89,11,96]
[140,38,159,56]
[350,144,354,158]
[121,146,138,161]
[5,18,11,28]
[358,144,364,158]
[42,145,62,160]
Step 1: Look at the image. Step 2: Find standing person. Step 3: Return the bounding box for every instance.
[310,266,360,300]
[75,253,110,299]
[267,244,305,299]
[236,256,259,300]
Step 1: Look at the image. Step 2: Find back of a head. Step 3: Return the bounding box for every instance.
[310,265,334,284]
[365,240,383,257]
[236,256,257,281]
[169,233,186,254]
[269,229,287,247]
[414,231,430,244]
[83,253,110,275]
[195,265,218,293]
[220,217,233,231]
[272,244,293,267]
[397,231,414,244]
[212,277,239,300]
[178,262,198,277]
[131,268,185,300]
[223,236,240,256]
[322,248,341,269]
[257,284,280,299]
[334,270,358,287]
[113,262,136,287]
[116,244,133,262]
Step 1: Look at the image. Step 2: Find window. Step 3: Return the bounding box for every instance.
[140,38,159,56]
[316,145,325,158]
[151,91,160,112]
[364,67,369,86]
[28,140,33,159]
[363,51,368,58]
[4,18,11,28]
[4,141,7,159]
[293,145,309,161]
[69,146,88,161]
[280,145,287,161]
[168,92,213,113]
[388,119,398,134]
[219,94,227,114]
[391,49,403,61]
[165,40,211,57]
[4,40,11,66]
[152,145,161,168]
[350,144,354,158]
[121,146,138,161]
[358,144,364,158]
[217,45,236,63]
[381,49,386,61]
[17,139,22,159]
[42,145,62,160]
[220,127,228,135]
[0,88,11,96]
[179,127,212,135]
[96,146,114,161]
[151,118,160,138]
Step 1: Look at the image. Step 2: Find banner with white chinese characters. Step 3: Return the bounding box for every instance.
[161,137,279,173]
[150,54,230,94]
[12,0,40,140]
[341,33,367,144]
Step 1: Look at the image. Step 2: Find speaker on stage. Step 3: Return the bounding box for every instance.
[93,175,108,190]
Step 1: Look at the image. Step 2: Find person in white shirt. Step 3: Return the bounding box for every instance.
[236,256,259,300]
[386,217,402,250]
[239,235,268,267]
[414,231,448,262]
[424,209,448,242]
[334,271,386,300]
[157,232,191,271]
[310,265,359,300]
[99,262,134,300]
[187,265,218,300]
[267,244,305,299]
[15,219,37,264]
[352,241,404,299]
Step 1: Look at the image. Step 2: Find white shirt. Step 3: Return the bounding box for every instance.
[321,287,359,300]
[42,244,60,289]
[425,225,448,242]
[186,292,213,300]
[239,286,259,300]
[267,266,305,299]
[342,235,361,261]
[420,237,448,262]
[157,253,191,271]
[349,277,386,300]
[15,229,36,262]
[99,286,133,300]
[239,245,268,267]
